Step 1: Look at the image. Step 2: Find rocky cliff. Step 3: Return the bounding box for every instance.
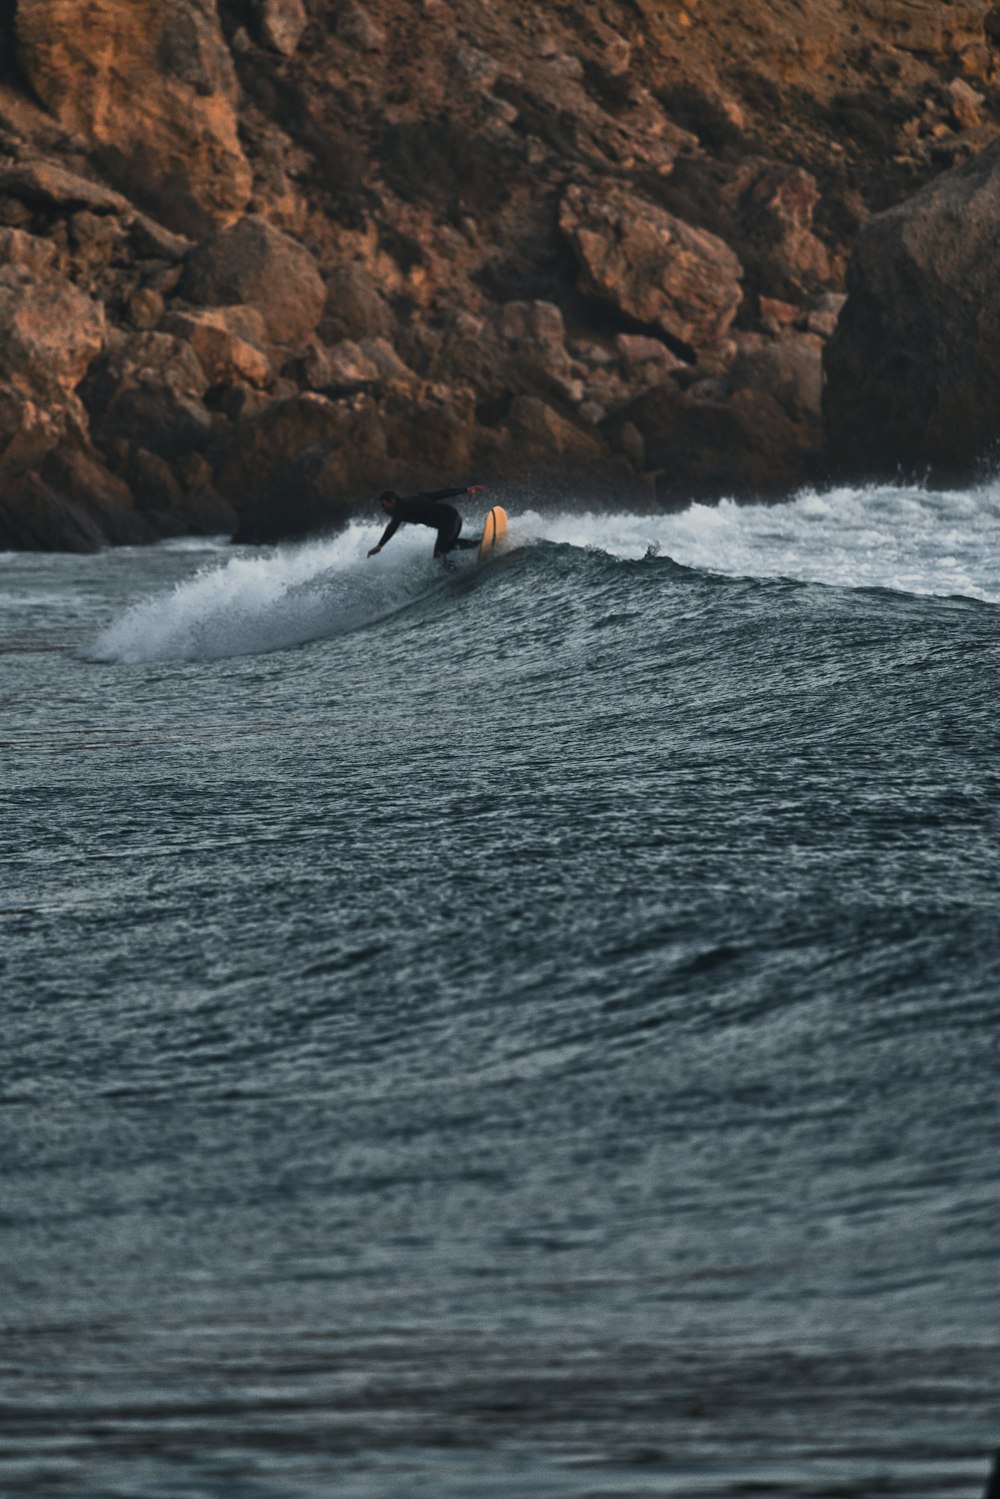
[1,0,999,549]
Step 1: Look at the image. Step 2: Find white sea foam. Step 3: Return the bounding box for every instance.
[518,480,1000,603]
[87,521,445,663]
[88,482,1000,663]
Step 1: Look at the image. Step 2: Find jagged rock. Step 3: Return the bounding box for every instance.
[3,0,1000,549]
[162,308,273,387]
[559,182,744,350]
[807,292,847,338]
[0,416,155,550]
[507,396,604,466]
[0,226,58,276]
[357,337,417,385]
[0,262,105,400]
[336,4,387,51]
[724,161,839,294]
[320,263,393,343]
[299,338,383,391]
[0,158,130,215]
[82,330,213,459]
[948,76,985,129]
[622,377,820,500]
[495,300,577,398]
[128,286,166,331]
[212,391,388,538]
[825,137,1000,476]
[382,386,477,477]
[15,0,252,234]
[181,216,326,346]
[128,215,194,263]
[0,471,113,551]
[615,334,685,374]
[256,0,309,57]
[729,333,824,422]
[856,0,989,58]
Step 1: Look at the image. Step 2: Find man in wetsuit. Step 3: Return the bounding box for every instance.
[367,484,485,561]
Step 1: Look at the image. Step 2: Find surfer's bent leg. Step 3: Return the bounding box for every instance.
[433,508,463,558]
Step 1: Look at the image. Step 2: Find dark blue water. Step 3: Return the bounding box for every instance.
[3,488,999,1498]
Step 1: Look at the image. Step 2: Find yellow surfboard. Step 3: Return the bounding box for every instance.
[478,505,508,562]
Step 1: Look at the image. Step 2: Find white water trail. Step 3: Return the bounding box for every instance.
[87,522,445,664]
[88,482,1000,664]
[519,480,1000,603]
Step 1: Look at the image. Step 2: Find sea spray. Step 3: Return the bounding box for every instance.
[518,480,1000,600]
[87,522,449,664]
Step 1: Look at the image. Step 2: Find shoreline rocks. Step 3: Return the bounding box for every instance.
[2,0,1000,549]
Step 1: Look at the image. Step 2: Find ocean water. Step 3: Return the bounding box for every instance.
[2,483,999,1499]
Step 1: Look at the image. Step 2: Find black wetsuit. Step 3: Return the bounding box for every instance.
[376,488,479,557]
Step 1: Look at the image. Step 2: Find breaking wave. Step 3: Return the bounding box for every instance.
[87,481,1000,663]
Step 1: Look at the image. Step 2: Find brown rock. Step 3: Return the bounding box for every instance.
[128,215,194,263]
[0,263,105,401]
[825,137,1000,476]
[358,338,417,385]
[162,308,273,387]
[625,381,819,500]
[256,0,309,57]
[507,395,604,466]
[181,216,326,346]
[383,386,477,477]
[615,333,685,373]
[726,161,837,292]
[216,392,389,541]
[860,0,988,58]
[129,286,166,331]
[0,471,110,551]
[0,159,130,215]
[0,226,59,276]
[320,263,393,343]
[336,5,387,51]
[82,330,213,458]
[302,338,382,391]
[15,0,252,235]
[730,333,823,422]
[807,292,847,338]
[948,77,985,130]
[560,182,744,350]
[495,300,577,396]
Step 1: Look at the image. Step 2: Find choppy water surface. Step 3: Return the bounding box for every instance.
[3,483,999,1498]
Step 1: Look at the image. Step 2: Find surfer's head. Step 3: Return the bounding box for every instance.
[378,490,399,513]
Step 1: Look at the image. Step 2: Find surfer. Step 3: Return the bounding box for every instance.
[367,484,486,561]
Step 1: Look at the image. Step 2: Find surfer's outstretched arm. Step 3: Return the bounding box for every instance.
[368,517,400,556]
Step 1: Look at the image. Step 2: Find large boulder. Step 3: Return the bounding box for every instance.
[559,182,744,352]
[621,352,821,502]
[161,307,273,387]
[0,262,106,400]
[15,0,252,235]
[211,391,389,539]
[0,380,154,551]
[81,330,213,458]
[181,217,326,346]
[824,138,1000,477]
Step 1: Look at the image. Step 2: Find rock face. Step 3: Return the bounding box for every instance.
[15,0,252,234]
[825,138,1000,476]
[3,0,1000,548]
[181,217,326,345]
[560,185,744,353]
